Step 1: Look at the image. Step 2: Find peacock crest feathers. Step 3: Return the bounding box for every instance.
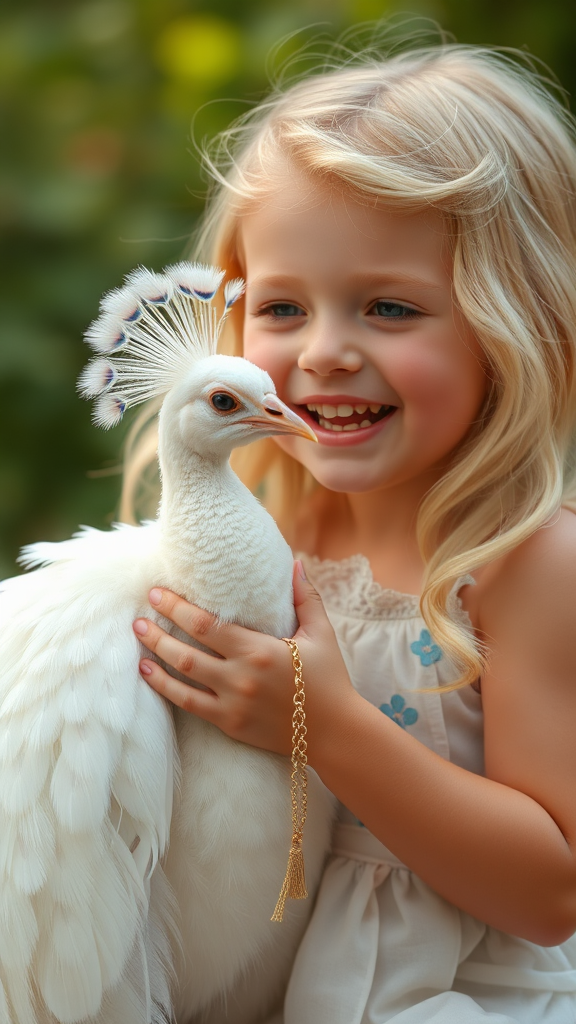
[78,262,244,428]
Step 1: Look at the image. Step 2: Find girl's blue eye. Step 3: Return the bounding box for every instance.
[260,303,304,318]
[370,300,418,319]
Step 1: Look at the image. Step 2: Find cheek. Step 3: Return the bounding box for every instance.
[242,331,288,391]
[390,344,487,428]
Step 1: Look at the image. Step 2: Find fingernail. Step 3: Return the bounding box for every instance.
[149,588,162,606]
[133,619,148,636]
[296,559,307,581]
[140,660,153,675]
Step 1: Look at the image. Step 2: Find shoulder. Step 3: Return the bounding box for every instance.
[458,509,576,718]
[461,507,576,643]
[468,510,576,846]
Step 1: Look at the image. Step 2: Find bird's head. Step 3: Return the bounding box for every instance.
[161,353,315,461]
[78,262,316,463]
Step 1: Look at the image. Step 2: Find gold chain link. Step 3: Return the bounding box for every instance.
[271,638,309,922]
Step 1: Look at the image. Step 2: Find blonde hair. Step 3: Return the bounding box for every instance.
[122,40,576,688]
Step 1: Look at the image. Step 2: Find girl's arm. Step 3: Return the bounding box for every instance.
[133,516,576,946]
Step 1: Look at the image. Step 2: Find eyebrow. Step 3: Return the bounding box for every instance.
[246,272,443,292]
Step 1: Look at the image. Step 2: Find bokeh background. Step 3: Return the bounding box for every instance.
[1,0,575,577]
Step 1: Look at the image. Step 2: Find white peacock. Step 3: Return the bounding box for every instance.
[0,263,335,1024]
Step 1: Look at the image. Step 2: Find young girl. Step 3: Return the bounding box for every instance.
[131,42,576,1023]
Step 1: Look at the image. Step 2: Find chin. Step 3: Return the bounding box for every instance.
[313,466,388,494]
[273,436,388,494]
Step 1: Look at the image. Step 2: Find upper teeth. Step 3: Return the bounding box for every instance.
[306,403,382,418]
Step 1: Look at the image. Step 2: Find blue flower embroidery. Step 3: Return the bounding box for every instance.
[379,694,419,729]
[410,629,442,666]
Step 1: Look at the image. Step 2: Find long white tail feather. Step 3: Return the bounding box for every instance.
[4,803,54,897]
[3,971,35,1024]
[0,977,10,1024]
[0,881,38,970]
[145,865,179,1014]
[0,747,51,815]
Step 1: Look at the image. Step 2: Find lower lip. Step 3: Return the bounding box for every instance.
[296,408,397,447]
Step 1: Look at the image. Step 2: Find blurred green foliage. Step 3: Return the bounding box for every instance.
[1,0,575,576]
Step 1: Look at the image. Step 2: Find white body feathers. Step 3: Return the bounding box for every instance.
[0,525,176,1024]
[0,493,333,1024]
[0,265,335,1024]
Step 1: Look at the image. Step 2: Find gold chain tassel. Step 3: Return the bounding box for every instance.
[272,639,309,923]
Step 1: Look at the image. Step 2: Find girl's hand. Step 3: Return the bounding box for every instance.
[132,562,355,759]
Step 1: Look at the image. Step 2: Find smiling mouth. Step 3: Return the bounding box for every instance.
[302,402,396,433]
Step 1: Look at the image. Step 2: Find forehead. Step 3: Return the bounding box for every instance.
[237,169,450,287]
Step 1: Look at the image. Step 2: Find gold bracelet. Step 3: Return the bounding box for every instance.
[271,638,309,922]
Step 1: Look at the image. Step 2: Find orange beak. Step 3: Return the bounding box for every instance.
[240,393,317,442]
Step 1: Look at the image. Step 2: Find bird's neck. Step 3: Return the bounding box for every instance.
[156,448,264,608]
[158,449,236,548]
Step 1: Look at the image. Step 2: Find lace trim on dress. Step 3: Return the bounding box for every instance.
[301,552,474,624]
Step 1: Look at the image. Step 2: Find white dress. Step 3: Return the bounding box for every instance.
[277,555,576,1024]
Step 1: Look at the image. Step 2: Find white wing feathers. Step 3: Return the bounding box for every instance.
[0,524,177,1024]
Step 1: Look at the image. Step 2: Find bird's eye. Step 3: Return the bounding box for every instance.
[210,391,240,414]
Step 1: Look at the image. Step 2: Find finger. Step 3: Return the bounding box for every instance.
[133,618,226,688]
[148,588,249,657]
[140,658,220,720]
[292,561,330,638]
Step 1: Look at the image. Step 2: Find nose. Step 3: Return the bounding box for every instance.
[297,318,363,375]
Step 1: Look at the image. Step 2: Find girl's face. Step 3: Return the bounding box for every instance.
[240,172,488,496]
